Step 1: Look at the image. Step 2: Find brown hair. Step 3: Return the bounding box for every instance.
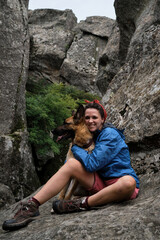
[84,102,105,120]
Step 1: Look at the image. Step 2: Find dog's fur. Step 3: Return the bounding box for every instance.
[52,105,95,200]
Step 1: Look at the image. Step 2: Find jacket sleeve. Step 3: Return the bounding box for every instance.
[71,128,124,172]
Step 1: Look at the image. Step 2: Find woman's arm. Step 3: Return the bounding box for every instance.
[71,128,125,172]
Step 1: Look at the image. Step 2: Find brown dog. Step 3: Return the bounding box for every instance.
[52,105,95,200]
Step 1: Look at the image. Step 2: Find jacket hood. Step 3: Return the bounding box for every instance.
[103,123,125,140]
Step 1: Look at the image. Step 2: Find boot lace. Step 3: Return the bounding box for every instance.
[13,201,31,218]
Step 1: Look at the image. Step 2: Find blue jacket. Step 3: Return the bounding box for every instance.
[71,124,139,188]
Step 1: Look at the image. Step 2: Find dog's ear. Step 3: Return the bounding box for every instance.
[74,105,85,120]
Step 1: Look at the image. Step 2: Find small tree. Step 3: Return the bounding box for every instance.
[26,83,99,156]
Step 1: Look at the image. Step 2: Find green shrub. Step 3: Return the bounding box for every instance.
[26,83,99,156]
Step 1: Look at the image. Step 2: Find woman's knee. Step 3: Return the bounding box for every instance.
[65,158,83,174]
[117,176,136,194]
[66,158,81,167]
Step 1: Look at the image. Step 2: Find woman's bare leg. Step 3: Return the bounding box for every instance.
[88,175,136,207]
[34,158,94,205]
[34,158,136,207]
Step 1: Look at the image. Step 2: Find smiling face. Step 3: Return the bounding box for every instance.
[84,108,104,132]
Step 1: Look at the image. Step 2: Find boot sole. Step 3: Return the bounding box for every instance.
[2,214,40,231]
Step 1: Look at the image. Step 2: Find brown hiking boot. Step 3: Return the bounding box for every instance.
[2,200,40,231]
[52,197,89,214]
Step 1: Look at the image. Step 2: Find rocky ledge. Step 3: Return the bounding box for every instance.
[0,172,160,239]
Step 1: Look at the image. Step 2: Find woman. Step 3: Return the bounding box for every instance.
[2,100,139,231]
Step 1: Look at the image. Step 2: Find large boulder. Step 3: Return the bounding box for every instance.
[102,0,160,143]
[101,1,160,210]
[60,16,115,95]
[28,9,77,83]
[0,132,40,201]
[28,13,115,95]
[0,183,15,209]
[75,16,114,38]
[0,0,40,202]
[96,22,121,95]
[0,172,159,239]
[0,0,28,134]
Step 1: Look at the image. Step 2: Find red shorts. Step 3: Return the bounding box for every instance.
[87,173,139,200]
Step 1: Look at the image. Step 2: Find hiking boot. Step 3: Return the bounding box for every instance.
[52,197,89,214]
[2,200,40,231]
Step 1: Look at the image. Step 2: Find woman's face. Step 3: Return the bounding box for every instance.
[84,108,104,132]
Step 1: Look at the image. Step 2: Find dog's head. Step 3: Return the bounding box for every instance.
[52,105,85,143]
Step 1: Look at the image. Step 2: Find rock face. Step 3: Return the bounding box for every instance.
[100,1,160,211]
[28,9,77,84]
[102,0,160,144]
[60,17,115,94]
[0,183,15,209]
[0,0,40,202]
[28,12,115,95]
[96,22,121,95]
[0,0,160,238]
[60,17,114,93]
[0,172,159,239]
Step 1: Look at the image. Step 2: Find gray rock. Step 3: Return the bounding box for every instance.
[0,184,15,209]
[0,132,40,201]
[76,16,115,38]
[28,9,77,83]
[130,147,160,176]
[28,13,115,95]
[96,22,121,95]
[0,172,159,239]
[0,0,28,134]
[60,17,115,95]
[60,32,106,94]
[114,0,147,63]
[102,0,160,143]
[0,0,40,202]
